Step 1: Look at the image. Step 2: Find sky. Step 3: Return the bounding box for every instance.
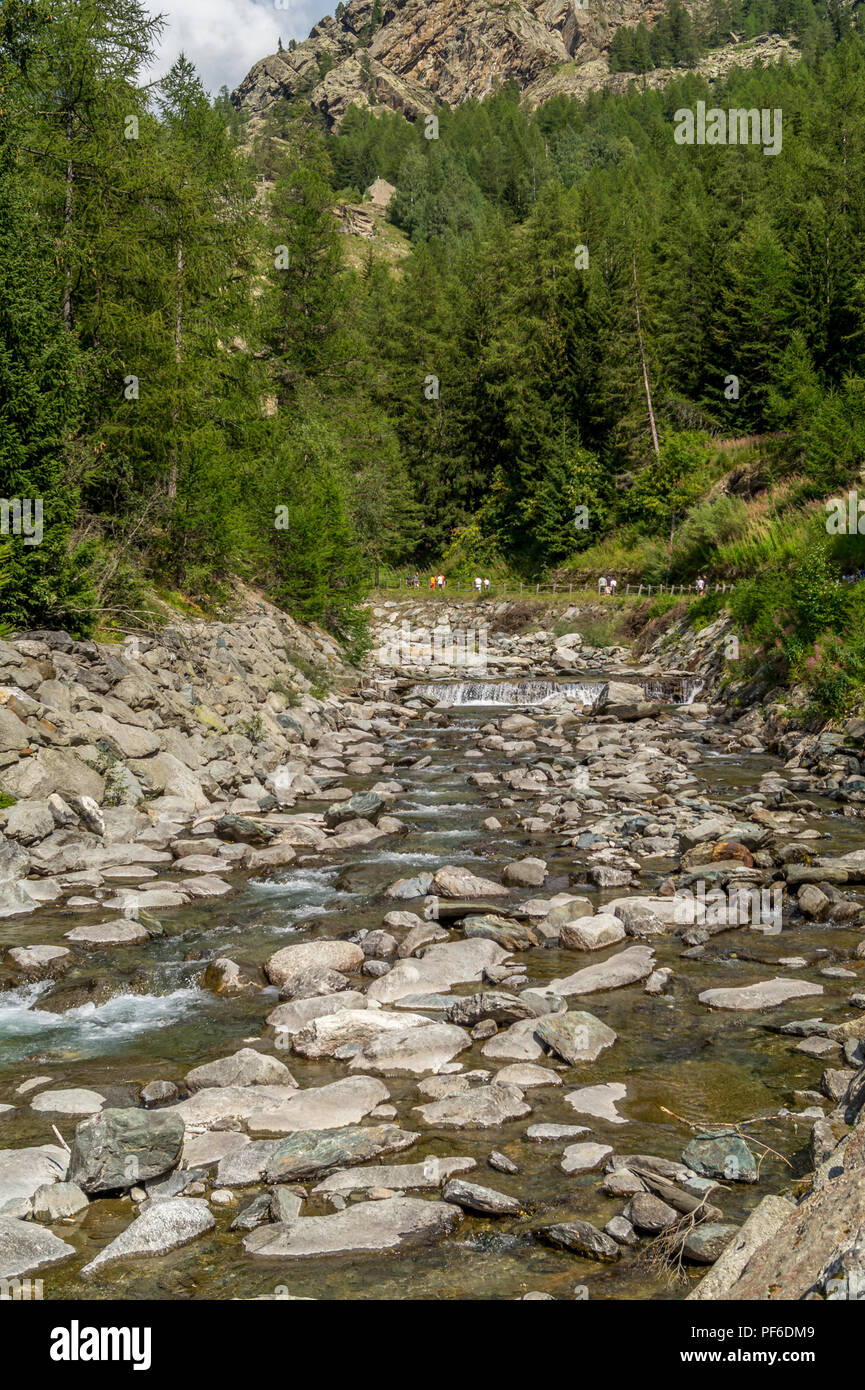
[143,0,325,96]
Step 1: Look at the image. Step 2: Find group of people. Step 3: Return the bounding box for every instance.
[597,575,618,596]
[401,573,492,591]
[695,575,708,594]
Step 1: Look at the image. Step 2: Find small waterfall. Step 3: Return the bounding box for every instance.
[411,676,706,707]
[641,676,705,705]
[409,680,605,706]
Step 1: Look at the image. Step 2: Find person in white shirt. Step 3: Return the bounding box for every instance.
[474,576,482,592]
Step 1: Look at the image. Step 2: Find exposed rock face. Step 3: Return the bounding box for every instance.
[231,0,800,129]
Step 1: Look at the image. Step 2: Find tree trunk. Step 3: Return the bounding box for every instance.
[632,253,659,458]
[168,230,183,500]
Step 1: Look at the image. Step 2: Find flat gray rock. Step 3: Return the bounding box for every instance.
[699,978,824,1011]
[526,1124,590,1142]
[265,1124,419,1181]
[367,938,509,1005]
[246,1077,389,1135]
[266,991,369,1037]
[565,1082,629,1125]
[64,919,149,946]
[561,1142,613,1174]
[413,1083,531,1129]
[350,1022,471,1075]
[294,1009,431,1059]
[550,945,655,997]
[80,1197,214,1278]
[0,1145,69,1216]
[31,1088,106,1116]
[243,1196,461,1258]
[312,1156,476,1196]
[0,1216,76,1278]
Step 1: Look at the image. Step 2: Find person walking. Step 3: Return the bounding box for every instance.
[429,574,436,591]
[483,576,490,590]
[598,575,607,596]
[609,576,617,596]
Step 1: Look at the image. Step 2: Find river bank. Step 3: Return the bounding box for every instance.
[0,593,863,1300]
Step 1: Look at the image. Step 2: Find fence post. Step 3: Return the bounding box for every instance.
[535,582,540,594]
[569,581,573,595]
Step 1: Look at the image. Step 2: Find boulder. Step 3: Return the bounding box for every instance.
[265,1124,418,1181]
[534,1011,618,1065]
[265,939,364,988]
[184,1048,295,1091]
[69,1108,185,1194]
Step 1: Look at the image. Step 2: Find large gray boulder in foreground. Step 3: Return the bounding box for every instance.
[69,1108,185,1194]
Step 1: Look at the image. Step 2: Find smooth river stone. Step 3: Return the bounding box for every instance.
[698,978,824,1011]
[30,1089,106,1116]
[348,1022,472,1075]
[312,1156,476,1196]
[80,1197,215,1278]
[495,1063,562,1088]
[481,1018,543,1061]
[246,1077,389,1135]
[243,1195,461,1258]
[565,1082,629,1125]
[560,914,626,951]
[534,1010,618,1065]
[264,940,364,988]
[63,919,150,946]
[264,1124,419,1181]
[550,945,655,997]
[366,938,510,1004]
[0,1145,69,1217]
[0,1216,76,1279]
[560,1142,613,1174]
[266,991,369,1036]
[293,1009,431,1059]
[413,1083,531,1129]
[169,1084,302,1129]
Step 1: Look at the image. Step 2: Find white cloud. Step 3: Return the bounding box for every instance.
[142,0,323,96]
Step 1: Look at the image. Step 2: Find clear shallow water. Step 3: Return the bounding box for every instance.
[1,695,861,1300]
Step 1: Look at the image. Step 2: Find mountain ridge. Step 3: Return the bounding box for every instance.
[231,0,800,129]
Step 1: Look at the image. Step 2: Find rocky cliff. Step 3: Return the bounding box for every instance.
[231,0,799,129]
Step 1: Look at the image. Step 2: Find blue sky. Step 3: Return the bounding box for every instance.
[143,0,325,95]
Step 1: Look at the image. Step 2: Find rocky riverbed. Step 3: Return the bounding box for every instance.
[0,594,864,1300]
